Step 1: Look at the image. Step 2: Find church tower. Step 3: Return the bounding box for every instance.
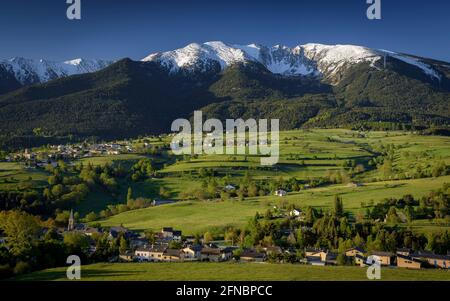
[68,209,75,231]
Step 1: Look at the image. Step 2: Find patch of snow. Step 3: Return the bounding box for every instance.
[379,49,440,80]
[0,57,113,84]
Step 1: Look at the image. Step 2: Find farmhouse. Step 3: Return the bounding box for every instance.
[240,249,266,262]
[274,190,287,197]
[345,247,366,258]
[182,245,202,260]
[119,251,134,262]
[135,245,166,262]
[354,254,367,267]
[200,247,222,262]
[397,254,422,270]
[161,227,182,241]
[305,248,332,262]
[289,209,302,217]
[396,248,412,257]
[200,246,234,262]
[370,251,395,266]
[412,253,450,269]
[224,184,236,191]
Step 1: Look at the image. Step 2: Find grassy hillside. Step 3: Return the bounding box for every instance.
[14,262,450,281]
[97,176,450,235]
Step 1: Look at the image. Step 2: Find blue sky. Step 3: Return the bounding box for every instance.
[0,0,449,62]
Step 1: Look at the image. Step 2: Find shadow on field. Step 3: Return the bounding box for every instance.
[14,268,145,281]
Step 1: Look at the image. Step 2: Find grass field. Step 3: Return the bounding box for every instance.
[0,162,49,191]
[14,262,450,281]
[2,129,449,233]
[97,175,450,235]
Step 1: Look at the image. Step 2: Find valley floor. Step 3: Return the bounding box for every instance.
[13,262,450,281]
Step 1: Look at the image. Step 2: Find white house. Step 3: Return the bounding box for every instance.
[225,185,236,191]
[289,209,302,217]
[274,190,287,197]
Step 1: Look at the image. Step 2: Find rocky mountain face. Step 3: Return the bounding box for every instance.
[142,41,443,84]
[0,57,113,94]
[0,41,449,146]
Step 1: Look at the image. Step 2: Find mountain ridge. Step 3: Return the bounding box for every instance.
[0,41,449,147]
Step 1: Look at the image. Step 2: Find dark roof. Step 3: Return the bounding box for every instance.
[136,245,166,253]
[172,230,182,236]
[241,249,266,258]
[221,246,237,253]
[201,247,221,255]
[412,253,450,260]
[371,251,394,257]
[355,254,366,260]
[265,246,282,254]
[185,244,202,252]
[306,256,322,262]
[396,248,412,253]
[305,248,325,253]
[162,227,173,232]
[110,226,129,232]
[164,249,181,257]
[397,254,422,263]
[346,247,366,253]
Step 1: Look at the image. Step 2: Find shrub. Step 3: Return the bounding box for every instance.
[13,261,31,275]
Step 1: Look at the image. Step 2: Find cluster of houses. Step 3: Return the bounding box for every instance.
[4,142,136,166]
[343,247,450,270]
[127,226,265,263]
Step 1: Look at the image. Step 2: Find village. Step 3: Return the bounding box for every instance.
[2,141,139,167]
[42,209,450,271]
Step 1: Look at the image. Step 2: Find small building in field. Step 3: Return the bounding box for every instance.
[289,209,302,217]
[274,190,287,197]
[396,248,413,257]
[397,254,422,270]
[200,247,222,262]
[135,245,166,262]
[224,185,236,191]
[345,247,366,258]
[355,254,368,267]
[240,249,266,263]
[411,253,450,269]
[182,245,202,260]
[161,227,182,241]
[370,251,395,266]
[119,251,134,262]
[305,248,327,262]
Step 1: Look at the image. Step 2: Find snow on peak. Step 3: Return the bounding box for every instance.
[378,49,441,80]
[142,41,385,77]
[0,57,114,85]
[142,41,252,72]
[142,41,441,82]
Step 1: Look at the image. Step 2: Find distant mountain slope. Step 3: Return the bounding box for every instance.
[0,41,449,142]
[143,41,445,85]
[0,57,113,94]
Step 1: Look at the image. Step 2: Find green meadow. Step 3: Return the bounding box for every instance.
[14,262,450,281]
[97,175,450,235]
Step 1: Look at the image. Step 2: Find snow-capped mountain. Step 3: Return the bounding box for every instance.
[0,57,114,85]
[142,41,441,83]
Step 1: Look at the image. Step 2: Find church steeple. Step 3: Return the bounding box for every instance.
[68,209,75,231]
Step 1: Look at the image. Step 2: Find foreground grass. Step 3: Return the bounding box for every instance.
[14,262,450,281]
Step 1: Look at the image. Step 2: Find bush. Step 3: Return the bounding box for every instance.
[13,261,31,275]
